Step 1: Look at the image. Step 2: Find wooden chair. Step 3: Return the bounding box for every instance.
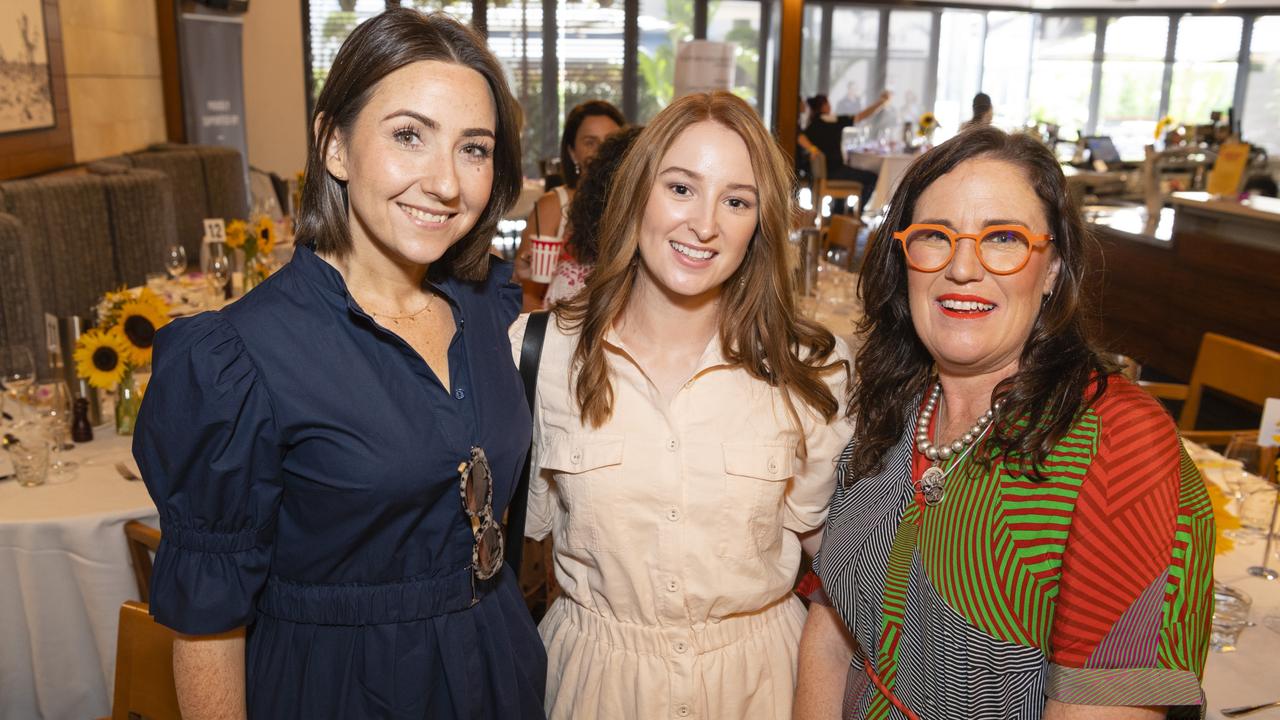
[124,520,161,602]
[1141,332,1280,446]
[808,150,865,219]
[109,601,181,720]
[822,214,862,271]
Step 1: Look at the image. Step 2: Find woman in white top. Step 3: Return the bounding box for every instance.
[517,100,625,310]
[511,91,855,719]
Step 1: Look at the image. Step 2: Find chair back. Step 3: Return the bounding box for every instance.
[0,213,44,356]
[110,601,181,720]
[1179,332,1280,431]
[823,214,861,271]
[124,520,161,602]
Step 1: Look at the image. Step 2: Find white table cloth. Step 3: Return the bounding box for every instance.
[1190,442,1280,720]
[0,430,156,720]
[845,151,915,216]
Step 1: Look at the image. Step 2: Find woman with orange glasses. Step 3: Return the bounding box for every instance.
[794,127,1214,720]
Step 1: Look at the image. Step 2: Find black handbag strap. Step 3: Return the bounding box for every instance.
[506,311,550,572]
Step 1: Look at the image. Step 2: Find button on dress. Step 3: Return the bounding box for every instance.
[134,245,546,719]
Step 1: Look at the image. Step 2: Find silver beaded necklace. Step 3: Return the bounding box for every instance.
[915,382,1002,506]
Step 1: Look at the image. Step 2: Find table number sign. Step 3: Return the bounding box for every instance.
[203,218,226,244]
[44,313,62,370]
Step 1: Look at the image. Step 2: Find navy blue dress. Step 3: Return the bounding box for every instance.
[134,244,546,719]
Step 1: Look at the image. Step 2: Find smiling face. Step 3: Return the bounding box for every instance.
[324,60,496,268]
[905,156,1061,378]
[633,121,759,305]
[570,114,622,169]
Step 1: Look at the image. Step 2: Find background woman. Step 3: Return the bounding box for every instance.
[135,10,545,719]
[543,125,644,307]
[517,100,625,309]
[513,91,854,719]
[794,127,1213,720]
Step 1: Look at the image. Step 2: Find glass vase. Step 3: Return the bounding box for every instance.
[244,253,269,292]
[115,369,142,436]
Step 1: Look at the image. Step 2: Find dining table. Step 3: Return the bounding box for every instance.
[844,150,917,217]
[1188,440,1280,720]
[0,429,155,720]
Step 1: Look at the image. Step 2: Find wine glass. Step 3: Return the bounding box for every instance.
[32,379,77,481]
[1,345,36,423]
[165,244,188,280]
[203,248,231,307]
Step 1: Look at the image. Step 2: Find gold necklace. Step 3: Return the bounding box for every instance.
[363,293,435,326]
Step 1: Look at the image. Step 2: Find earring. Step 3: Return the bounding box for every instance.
[739,276,747,288]
[573,161,581,175]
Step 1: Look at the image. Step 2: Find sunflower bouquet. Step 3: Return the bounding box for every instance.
[74,287,171,434]
[917,112,940,138]
[225,214,279,291]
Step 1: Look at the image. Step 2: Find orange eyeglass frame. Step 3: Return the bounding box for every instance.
[892,223,1053,275]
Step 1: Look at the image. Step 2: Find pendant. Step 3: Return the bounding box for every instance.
[920,465,946,506]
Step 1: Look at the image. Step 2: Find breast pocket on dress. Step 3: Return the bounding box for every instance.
[540,433,625,552]
[717,440,796,560]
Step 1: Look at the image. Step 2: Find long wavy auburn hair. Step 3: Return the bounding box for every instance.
[846,126,1115,483]
[556,92,846,438]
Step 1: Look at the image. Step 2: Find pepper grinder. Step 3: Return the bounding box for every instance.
[71,398,94,443]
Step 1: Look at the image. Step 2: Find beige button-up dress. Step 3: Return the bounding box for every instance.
[511,314,854,720]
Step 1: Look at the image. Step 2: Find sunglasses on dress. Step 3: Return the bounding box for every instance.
[458,446,504,582]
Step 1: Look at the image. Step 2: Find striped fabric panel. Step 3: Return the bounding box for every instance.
[1161,443,1215,677]
[1046,665,1204,707]
[1086,569,1166,668]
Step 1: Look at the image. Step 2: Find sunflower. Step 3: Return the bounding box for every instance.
[74,328,129,390]
[116,300,169,366]
[136,287,171,317]
[225,218,248,250]
[253,215,278,256]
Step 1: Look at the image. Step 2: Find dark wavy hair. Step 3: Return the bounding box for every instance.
[564,125,643,265]
[297,9,522,282]
[846,126,1114,483]
[560,100,626,189]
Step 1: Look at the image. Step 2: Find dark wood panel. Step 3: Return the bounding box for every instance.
[1093,216,1280,381]
[0,0,74,180]
[156,0,185,143]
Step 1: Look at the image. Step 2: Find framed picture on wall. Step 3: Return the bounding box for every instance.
[0,0,55,135]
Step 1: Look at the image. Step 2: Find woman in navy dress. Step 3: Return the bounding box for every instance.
[133,10,545,719]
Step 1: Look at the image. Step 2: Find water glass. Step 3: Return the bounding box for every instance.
[31,380,77,481]
[7,422,50,488]
[1,346,36,420]
[204,250,231,306]
[1211,582,1252,652]
[165,244,188,280]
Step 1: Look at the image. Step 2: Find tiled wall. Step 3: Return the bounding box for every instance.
[60,0,166,163]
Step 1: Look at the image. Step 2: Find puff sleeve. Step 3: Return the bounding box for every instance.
[784,336,856,532]
[133,312,284,635]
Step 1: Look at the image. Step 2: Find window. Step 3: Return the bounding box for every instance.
[934,11,984,139]
[1168,15,1242,128]
[706,1,763,113]
[827,8,879,121]
[879,10,933,137]
[1028,16,1095,137]
[1096,16,1169,160]
[1243,16,1280,153]
[558,1,626,126]
[800,4,823,102]
[982,12,1034,130]
[637,0,694,121]
[487,0,550,177]
[307,0,389,102]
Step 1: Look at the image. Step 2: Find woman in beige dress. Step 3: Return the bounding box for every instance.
[511,91,855,719]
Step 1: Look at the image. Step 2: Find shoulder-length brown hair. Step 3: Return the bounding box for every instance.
[295,8,522,282]
[557,92,844,434]
[846,126,1114,483]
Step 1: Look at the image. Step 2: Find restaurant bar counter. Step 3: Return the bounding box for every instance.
[1087,192,1280,381]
